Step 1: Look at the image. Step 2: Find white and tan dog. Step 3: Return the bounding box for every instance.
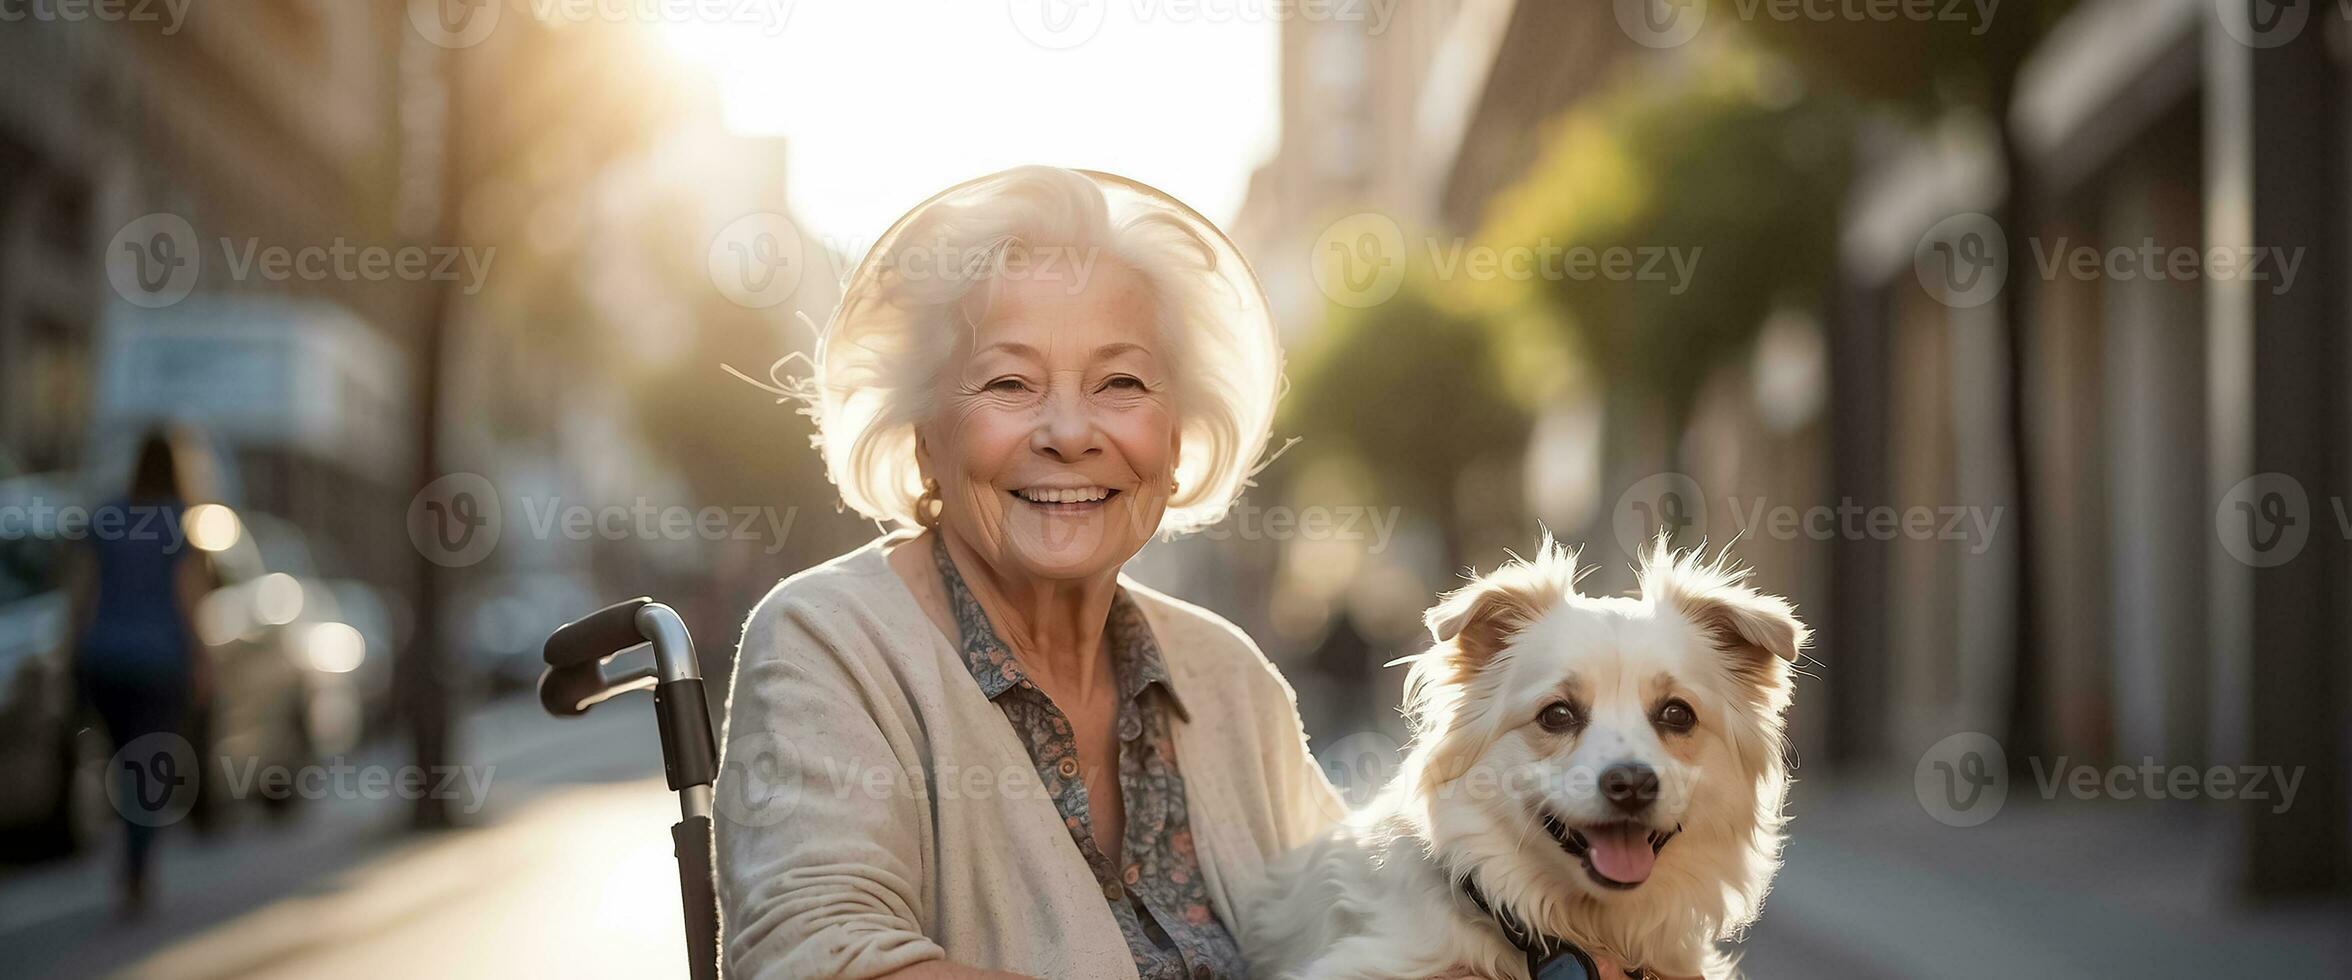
[1245,537,1808,980]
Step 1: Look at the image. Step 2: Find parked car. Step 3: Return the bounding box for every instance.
[223,512,392,752]
[184,507,379,817]
[0,472,110,859]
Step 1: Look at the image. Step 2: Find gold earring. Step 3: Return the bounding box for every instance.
[915,478,942,528]
[1168,478,1181,498]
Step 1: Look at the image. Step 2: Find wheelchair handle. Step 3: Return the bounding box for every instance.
[539,596,722,980]
[544,596,653,669]
[540,599,709,713]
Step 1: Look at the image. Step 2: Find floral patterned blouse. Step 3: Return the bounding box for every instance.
[931,536,1246,980]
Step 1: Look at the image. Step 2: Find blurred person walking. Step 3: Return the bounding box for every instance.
[67,426,214,919]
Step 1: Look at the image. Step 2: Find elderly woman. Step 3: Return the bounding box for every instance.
[715,166,1342,980]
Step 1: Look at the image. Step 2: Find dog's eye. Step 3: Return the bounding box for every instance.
[1536,702,1581,733]
[1655,699,1697,733]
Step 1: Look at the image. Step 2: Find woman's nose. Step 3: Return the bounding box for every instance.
[1032,386,1101,461]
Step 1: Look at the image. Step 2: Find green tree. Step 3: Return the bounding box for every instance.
[1476,51,1854,438]
[1281,282,1531,569]
[1736,1,2082,766]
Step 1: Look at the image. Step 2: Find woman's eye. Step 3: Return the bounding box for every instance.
[1537,702,1581,733]
[1655,699,1697,733]
[985,377,1029,393]
[1102,375,1145,391]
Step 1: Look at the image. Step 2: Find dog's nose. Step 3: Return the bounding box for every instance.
[1600,763,1660,813]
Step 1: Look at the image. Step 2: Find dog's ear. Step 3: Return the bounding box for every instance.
[1643,546,1809,664]
[1680,586,1806,663]
[1426,537,1578,671]
[1425,577,1546,669]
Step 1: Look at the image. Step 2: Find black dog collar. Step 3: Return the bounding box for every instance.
[1457,875,1655,980]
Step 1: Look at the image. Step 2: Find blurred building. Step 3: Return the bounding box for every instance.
[1208,0,1472,740]
[0,3,824,725]
[0,6,424,583]
[1833,0,2345,894]
[1223,0,2347,903]
[1204,0,1666,743]
[1232,0,1635,334]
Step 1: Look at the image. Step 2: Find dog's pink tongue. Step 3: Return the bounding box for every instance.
[1586,825,1656,884]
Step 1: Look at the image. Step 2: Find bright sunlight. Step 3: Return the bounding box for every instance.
[656,2,1279,258]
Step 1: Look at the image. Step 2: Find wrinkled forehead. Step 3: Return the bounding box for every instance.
[957,259,1162,363]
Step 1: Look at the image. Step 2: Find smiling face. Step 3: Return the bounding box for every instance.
[1408,541,1804,906]
[916,257,1180,581]
[1479,600,1748,895]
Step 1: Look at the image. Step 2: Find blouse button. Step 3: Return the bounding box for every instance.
[1103,881,1123,901]
[1057,757,1080,779]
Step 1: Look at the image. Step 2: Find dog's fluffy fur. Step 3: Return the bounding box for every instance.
[1244,537,1809,979]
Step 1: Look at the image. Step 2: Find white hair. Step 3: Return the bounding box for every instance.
[799,166,1284,535]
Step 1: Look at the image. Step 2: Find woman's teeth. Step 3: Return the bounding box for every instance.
[1015,487,1113,504]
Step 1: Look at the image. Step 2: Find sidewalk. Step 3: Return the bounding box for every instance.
[0,696,669,978]
[133,779,688,979]
[13,706,2346,979]
[1735,778,2352,979]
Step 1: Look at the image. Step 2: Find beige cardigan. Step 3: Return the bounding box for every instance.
[715,536,1343,980]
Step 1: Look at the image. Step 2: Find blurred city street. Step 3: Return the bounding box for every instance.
[2,0,2349,976]
[6,706,2346,979]
[1741,783,2351,978]
[0,696,686,979]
